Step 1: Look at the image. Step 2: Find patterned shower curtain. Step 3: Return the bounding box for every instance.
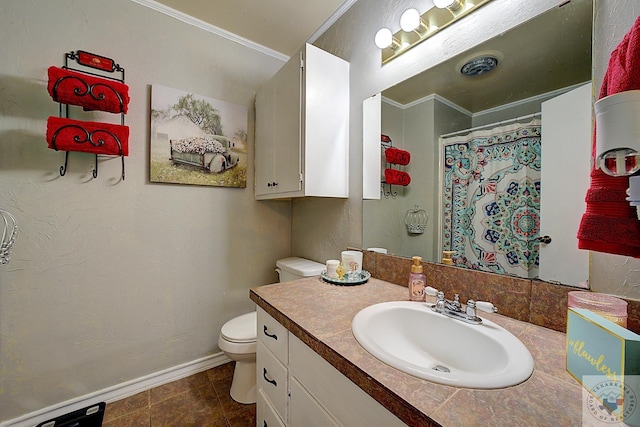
[440,119,541,278]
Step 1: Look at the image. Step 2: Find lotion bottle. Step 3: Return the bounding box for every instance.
[409,256,427,301]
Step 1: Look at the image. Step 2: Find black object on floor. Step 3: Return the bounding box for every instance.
[36,402,105,427]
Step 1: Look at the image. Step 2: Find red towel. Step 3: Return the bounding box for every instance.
[47,66,130,114]
[385,147,411,165]
[46,116,129,156]
[384,168,411,186]
[577,16,640,257]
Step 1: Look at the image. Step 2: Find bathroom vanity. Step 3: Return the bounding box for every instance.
[250,277,585,426]
[256,306,405,426]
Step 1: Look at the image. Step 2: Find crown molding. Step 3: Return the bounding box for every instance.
[130,0,290,62]
[308,0,359,43]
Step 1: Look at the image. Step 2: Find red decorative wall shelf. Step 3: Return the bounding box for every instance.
[46,50,129,180]
[380,134,411,198]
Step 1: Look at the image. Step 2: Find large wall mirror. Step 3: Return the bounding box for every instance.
[363,0,593,285]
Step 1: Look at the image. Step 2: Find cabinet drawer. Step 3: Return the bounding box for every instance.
[257,388,286,427]
[289,377,340,427]
[257,340,288,420]
[257,307,288,364]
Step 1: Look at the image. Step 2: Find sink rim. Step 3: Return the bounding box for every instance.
[351,301,534,389]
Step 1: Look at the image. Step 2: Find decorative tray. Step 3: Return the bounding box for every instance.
[320,270,370,286]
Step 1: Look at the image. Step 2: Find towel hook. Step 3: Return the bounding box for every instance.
[59,151,69,176]
[0,208,18,265]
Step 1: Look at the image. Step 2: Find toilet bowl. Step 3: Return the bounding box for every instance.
[218,257,325,404]
[218,311,257,404]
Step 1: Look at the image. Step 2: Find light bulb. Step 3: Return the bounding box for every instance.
[434,0,453,8]
[400,8,421,32]
[375,28,393,49]
[434,0,463,10]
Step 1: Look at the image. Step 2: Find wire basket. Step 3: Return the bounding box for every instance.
[404,205,428,234]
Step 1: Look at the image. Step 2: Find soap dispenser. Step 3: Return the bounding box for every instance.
[408,256,427,301]
[442,250,456,265]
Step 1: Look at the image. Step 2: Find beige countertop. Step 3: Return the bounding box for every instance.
[250,277,586,426]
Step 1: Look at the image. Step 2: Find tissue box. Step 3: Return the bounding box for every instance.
[566,308,640,424]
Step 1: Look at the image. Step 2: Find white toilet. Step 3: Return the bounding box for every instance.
[218,256,325,404]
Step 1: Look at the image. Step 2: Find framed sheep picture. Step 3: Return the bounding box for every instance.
[150,84,248,187]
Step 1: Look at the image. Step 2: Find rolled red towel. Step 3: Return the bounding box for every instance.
[47,66,130,114]
[46,116,129,156]
[384,168,411,186]
[577,16,640,257]
[384,147,411,165]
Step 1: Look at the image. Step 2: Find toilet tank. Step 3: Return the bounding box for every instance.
[276,257,325,282]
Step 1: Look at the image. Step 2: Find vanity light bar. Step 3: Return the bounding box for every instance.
[378,0,493,64]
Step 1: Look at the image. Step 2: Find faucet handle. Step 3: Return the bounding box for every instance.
[424,286,439,297]
[475,301,498,313]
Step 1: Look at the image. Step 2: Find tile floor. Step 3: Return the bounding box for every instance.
[102,362,256,427]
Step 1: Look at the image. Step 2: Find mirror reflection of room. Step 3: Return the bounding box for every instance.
[363,0,592,285]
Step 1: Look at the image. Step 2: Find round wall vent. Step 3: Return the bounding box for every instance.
[460,56,498,77]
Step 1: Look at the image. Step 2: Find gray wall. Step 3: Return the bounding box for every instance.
[0,0,291,421]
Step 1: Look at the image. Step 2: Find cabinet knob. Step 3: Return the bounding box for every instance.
[267,181,278,187]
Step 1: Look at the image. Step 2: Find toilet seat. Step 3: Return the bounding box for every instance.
[220,311,257,343]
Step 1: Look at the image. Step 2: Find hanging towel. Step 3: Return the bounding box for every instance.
[384,168,411,186]
[577,16,640,257]
[46,116,129,156]
[384,147,411,165]
[47,66,130,114]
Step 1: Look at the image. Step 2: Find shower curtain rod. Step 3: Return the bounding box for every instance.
[440,112,542,139]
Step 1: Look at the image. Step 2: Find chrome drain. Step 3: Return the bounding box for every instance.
[433,365,450,373]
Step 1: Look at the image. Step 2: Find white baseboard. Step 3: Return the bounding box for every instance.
[1,352,231,427]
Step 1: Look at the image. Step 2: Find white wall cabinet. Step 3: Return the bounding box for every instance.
[256,307,406,427]
[254,43,349,200]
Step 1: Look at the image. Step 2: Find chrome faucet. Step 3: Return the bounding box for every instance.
[426,287,497,325]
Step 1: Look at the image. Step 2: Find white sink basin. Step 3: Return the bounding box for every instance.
[352,301,534,389]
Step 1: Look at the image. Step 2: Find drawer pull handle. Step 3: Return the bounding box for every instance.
[263,367,278,387]
[263,325,278,341]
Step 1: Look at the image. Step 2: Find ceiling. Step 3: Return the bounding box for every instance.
[383,0,593,112]
[149,0,592,114]
[151,0,351,58]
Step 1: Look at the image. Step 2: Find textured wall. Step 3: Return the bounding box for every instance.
[0,0,290,421]
[590,0,640,299]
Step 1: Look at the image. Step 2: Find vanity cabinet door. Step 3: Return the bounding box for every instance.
[289,377,340,427]
[288,334,406,427]
[257,388,286,427]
